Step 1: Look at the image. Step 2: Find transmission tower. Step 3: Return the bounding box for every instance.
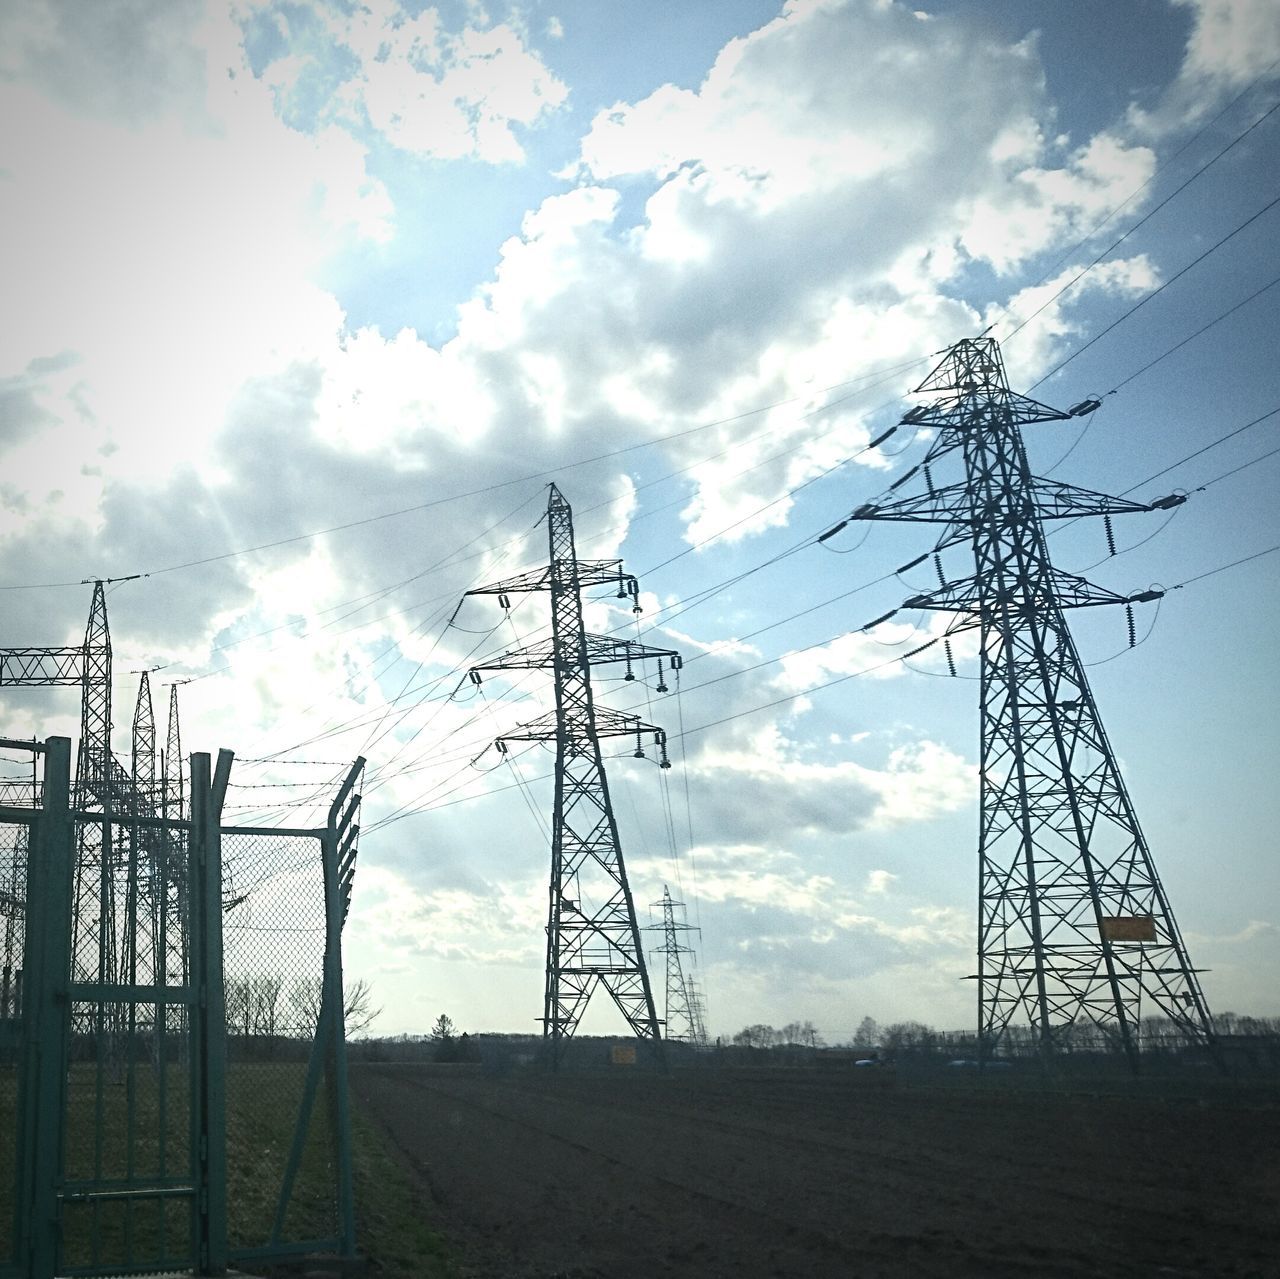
[843,336,1214,1069]
[124,670,159,998]
[646,884,708,1046]
[162,682,189,993]
[467,483,681,1067]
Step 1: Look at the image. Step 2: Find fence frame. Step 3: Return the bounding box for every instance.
[1,738,364,1279]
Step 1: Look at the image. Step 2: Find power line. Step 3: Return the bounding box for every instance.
[1006,95,1280,343]
[1030,189,1280,390]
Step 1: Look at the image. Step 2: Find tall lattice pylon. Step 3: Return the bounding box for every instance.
[844,336,1214,1069]
[125,670,159,995]
[73,580,116,987]
[162,682,189,986]
[467,483,681,1067]
[646,884,708,1046]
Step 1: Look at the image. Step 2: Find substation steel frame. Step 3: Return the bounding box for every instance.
[467,483,679,1068]
[846,336,1216,1070]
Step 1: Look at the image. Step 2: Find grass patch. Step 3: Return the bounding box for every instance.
[350,1102,456,1278]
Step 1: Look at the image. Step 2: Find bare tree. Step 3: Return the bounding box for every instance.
[288,976,382,1038]
[853,1016,880,1049]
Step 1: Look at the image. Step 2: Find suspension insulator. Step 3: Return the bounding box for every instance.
[1104,515,1116,558]
[634,732,646,760]
[656,732,670,769]
[924,464,935,495]
[934,554,946,589]
[656,659,668,694]
[617,576,628,599]
[625,657,635,682]
[945,639,957,678]
[1126,603,1136,648]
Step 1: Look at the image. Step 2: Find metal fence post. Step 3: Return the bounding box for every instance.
[17,737,74,1279]
[190,750,232,1276]
[322,823,356,1255]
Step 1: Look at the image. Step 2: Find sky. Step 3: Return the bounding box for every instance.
[1,0,1278,1042]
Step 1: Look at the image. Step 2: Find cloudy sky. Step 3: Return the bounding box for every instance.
[2,0,1278,1041]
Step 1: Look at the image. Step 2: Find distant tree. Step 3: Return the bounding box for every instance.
[883,1021,938,1055]
[431,1012,460,1062]
[853,1016,880,1048]
[288,976,382,1038]
[732,1023,776,1049]
[798,1020,824,1048]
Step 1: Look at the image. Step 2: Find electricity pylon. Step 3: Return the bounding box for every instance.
[844,335,1214,1070]
[162,682,189,988]
[467,483,681,1067]
[125,670,159,997]
[646,884,708,1046]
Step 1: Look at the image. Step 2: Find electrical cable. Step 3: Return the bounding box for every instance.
[1005,95,1280,344]
[1029,189,1280,390]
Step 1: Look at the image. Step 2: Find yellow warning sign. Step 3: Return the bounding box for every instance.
[610,1044,637,1066]
[1101,915,1157,942]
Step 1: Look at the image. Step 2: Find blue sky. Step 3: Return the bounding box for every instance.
[1,0,1277,1040]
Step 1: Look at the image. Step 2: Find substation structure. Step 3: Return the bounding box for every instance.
[0,586,366,1278]
[467,482,682,1068]
[839,335,1215,1069]
[646,885,709,1047]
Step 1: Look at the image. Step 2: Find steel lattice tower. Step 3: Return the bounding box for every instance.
[468,483,681,1067]
[845,336,1214,1068]
[125,670,159,995]
[71,581,116,987]
[162,682,189,993]
[646,884,708,1046]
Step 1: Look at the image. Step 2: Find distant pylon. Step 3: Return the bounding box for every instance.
[125,670,159,994]
[843,336,1215,1069]
[466,483,682,1067]
[72,580,116,987]
[646,884,708,1046]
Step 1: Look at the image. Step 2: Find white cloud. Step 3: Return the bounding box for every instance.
[866,868,897,895]
[1173,0,1280,91]
[243,1,568,163]
[1133,0,1280,132]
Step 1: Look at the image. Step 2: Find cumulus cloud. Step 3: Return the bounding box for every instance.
[1133,0,1280,132]
[241,0,568,162]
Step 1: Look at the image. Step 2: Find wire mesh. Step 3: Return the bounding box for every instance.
[0,815,29,1271]
[220,829,339,1252]
[59,811,195,1276]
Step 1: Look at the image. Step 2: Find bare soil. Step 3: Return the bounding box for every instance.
[350,1063,1280,1278]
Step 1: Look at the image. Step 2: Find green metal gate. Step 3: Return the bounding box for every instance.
[1,738,363,1278]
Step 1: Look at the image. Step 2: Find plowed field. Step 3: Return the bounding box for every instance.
[350,1064,1280,1278]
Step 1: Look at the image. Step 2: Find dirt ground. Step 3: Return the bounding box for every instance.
[350,1063,1280,1278]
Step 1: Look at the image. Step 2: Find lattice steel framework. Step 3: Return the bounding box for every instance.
[845,336,1214,1068]
[0,584,186,1004]
[161,682,189,1006]
[468,483,681,1066]
[0,581,116,985]
[646,884,708,1046]
[123,670,159,1005]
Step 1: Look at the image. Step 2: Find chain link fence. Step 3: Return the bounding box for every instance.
[0,813,30,1277]
[221,829,340,1253]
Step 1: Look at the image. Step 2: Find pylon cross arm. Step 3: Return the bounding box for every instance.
[0,646,86,685]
